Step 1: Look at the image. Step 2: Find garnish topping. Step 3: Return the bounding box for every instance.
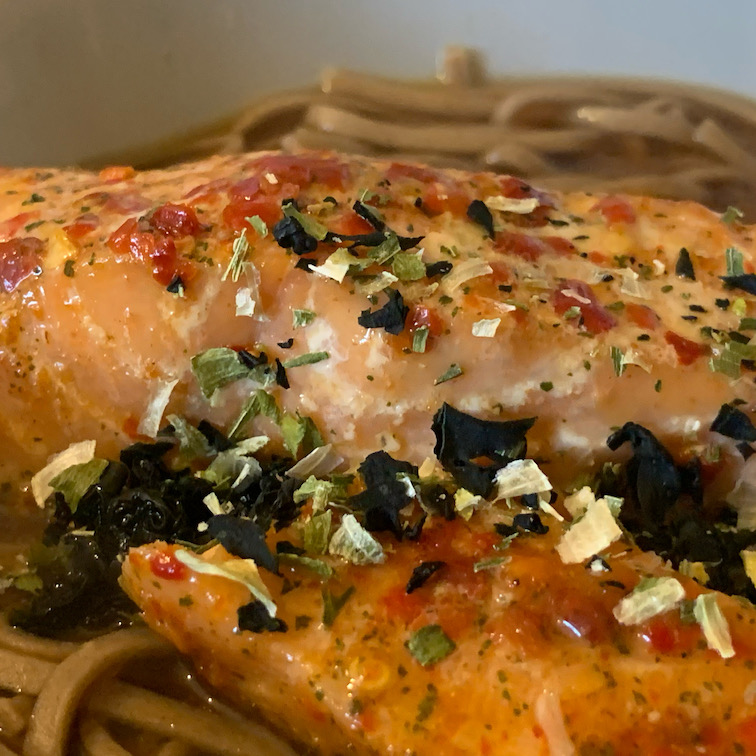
[357,288,409,335]
[406,624,456,666]
[466,199,495,237]
[613,577,685,625]
[406,561,446,594]
[693,593,734,658]
[675,248,695,280]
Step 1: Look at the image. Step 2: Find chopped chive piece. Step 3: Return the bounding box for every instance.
[434,363,463,385]
[223,228,250,283]
[282,351,329,368]
[722,206,744,225]
[726,247,745,276]
[292,309,316,328]
[322,585,355,628]
[245,215,268,238]
[610,346,625,377]
[412,326,429,353]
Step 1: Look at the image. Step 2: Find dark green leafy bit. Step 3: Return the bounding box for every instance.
[432,403,535,496]
[206,515,277,574]
[675,248,695,280]
[406,624,456,666]
[721,274,756,295]
[197,420,233,452]
[349,452,417,539]
[238,600,287,633]
[710,403,756,444]
[272,215,318,255]
[63,259,75,278]
[466,200,494,238]
[357,288,409,335]
[322,585,355,628]
[406,561,446,594]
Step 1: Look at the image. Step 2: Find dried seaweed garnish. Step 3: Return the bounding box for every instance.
[206,514,278,574]
[349,451,418,539]
[357,288,409,335]
[675,248,696,280]
[406,561,446,594]
[238,600,287,633]
[431,404,535,496]
[273,216,319,256]
[710,403,756,443]
[721,273,756,295]
[466,199,495,238]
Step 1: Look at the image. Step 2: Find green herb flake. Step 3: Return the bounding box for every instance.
[166,414,212,460]
[49,458,108,512]
[367,232,402,265]
[223,228,250,283]
[283,202,329,241]
[726,247,745,277]
[606,301,625,312]
[24,220,45,232]
[539,381,554,392]
[278,553,334,579]
[416,684,438,723]
[280,413,323,458]
[406,624,456,667]
[322,585,356,628]
[412,326,429,353]
[654,379,662,393]
[13,573,43,593]
[438,295,453,306]
[739,317,756,331]
[22,193,45,205]
[733,298,748,317]
[434,363,463,385]
[392,252,426,281]
[661,284,673,293]
[610,346,625,377]
[563,305,581,320]
[722,206,744,225]
[246,215,268,238]
[302,510,333,553]
[178,595,194,607]
[282,351,329,369]
[293,309,316,328]
[191,347,253,398]
[229,389,281,439]
[63,259,75,278]
[473,556,508,572]
[440,245,459,258]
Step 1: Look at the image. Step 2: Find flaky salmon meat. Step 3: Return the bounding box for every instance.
[7,152,756,755]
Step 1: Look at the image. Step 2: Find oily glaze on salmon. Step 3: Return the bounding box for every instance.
[121,511,756,756]
[1,152,755,501]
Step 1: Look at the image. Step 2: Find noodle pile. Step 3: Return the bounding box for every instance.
[143,47,756,218]
[0,618,295,756]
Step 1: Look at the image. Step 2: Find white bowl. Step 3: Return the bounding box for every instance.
[1,0,754,167]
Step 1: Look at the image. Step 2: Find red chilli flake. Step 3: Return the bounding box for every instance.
[664,330,706,365]
[63,213,100,240]
[150,203,202,237]
[552,280,617,334]
[495,231,575,262]
[626,303,661,330]
[149,551,187,581]
[592,196,636,226]
[0,237,43,293]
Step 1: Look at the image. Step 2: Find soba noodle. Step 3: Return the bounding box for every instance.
[130,46,756,218]
[6,46,756,756]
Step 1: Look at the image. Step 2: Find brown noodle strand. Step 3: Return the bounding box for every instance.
[154,740,194,756]
[0,696,34,741]
[0,618,78,663]
[0,649,54,697]
[87,680,297,756]
[79,717,131,756]
[23,629,171,756]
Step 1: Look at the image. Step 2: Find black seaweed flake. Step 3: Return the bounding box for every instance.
[675,248,696,280]
[238,600,287,633]
[352,200,385,231]
[273,216,318,255]
[275,358,290,389]
[197,420,233,452]
[586,555,611,572]
[606,423,681,526]
[357,288,409,335]
[521,493,539,509]
[431,404,536,496]
[166,274,184,294]
[721,274,756,295]
[238,349,268,369]
[349,451,418,539]
[295,257,317,272]
[206,514,278,574]
[406,561,446,594]
[426,261,453,278]
[715,298,730,310]
[277,338,294,349]
[710,403,756,443]
[513,512,548,535]
[494,522,517,538]
[466,199,495,238]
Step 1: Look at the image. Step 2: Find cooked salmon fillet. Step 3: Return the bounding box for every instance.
[121,516,756,756]
[6,152,756,755]
[1,152,754,495]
